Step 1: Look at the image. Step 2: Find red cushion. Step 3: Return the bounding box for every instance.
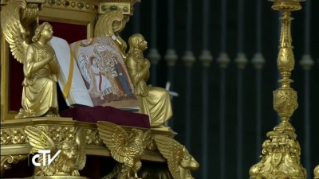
[60,106,150,128]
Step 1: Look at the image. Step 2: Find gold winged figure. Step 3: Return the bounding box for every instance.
[153,135,199,179]
[126,34,173,129]
[1,0,60,119]
[97,121,151,179]
[24,126,86,176]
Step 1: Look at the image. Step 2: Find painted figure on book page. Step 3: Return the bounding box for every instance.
[73,37,138,107]
[78,54,113,100]
[112,56,132,96]
[126,34,173,129]
[1,0,60,118]
[88,56,113,99]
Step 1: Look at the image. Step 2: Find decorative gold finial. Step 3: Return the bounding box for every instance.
[249,0,306,178]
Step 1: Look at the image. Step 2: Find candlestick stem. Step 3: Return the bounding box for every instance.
[249,1,306,178]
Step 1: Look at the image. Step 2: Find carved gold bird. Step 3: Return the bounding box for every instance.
[154,135,199,179]
[97,121,151,179]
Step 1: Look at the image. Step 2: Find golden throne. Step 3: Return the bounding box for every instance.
[0,0,199,178]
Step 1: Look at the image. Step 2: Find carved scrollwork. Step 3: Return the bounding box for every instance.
[94,10,129,59]
[0,155,28,177]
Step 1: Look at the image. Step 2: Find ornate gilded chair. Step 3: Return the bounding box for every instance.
[0,0,198,178]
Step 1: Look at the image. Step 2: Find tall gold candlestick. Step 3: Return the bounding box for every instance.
[249,0,306,178]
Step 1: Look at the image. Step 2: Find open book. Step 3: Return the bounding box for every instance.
[50,36,139,110]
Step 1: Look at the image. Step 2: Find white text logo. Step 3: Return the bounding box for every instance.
[31,150,61,166]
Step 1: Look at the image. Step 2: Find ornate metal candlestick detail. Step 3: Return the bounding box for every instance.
[249,0,306,179]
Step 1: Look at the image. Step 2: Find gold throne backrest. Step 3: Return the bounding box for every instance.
[0,0,133,121]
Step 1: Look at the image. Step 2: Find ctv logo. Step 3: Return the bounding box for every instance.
[29,150,61,166]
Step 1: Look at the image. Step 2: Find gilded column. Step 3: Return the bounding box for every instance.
[165,0,178,127]
[147,0,161,85]
[199,0,213,177]
[251,0,265,161]
[299,0,313,177]
[217,0,230,178]
[249,1,306,178]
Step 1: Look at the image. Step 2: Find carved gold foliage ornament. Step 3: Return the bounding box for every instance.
[85,128,104,145]
[0,125,103,146]
[273,90,298,119]
[0,128,26,145]
[154,135,199,179]
[97,121,151,179]
[249,0,306,179]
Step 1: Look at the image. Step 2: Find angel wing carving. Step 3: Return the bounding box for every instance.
[97,121,151,178]
[24,126,57,176]
[25,126,56,153]
[25,126,87,176]
[154,135,184,179]
[154,135,199,179]
[97,121,131,163]
[77,54,92,84]
[1,0,40,63]
[74,127,86,170]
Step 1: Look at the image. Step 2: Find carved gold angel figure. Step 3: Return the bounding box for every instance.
[126,34,173,129]
[25,126,86,176]
[1,0,60,119]
[154,135,199,179]
[97,121,151,179]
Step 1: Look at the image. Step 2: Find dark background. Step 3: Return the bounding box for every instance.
[120,0,319,178]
